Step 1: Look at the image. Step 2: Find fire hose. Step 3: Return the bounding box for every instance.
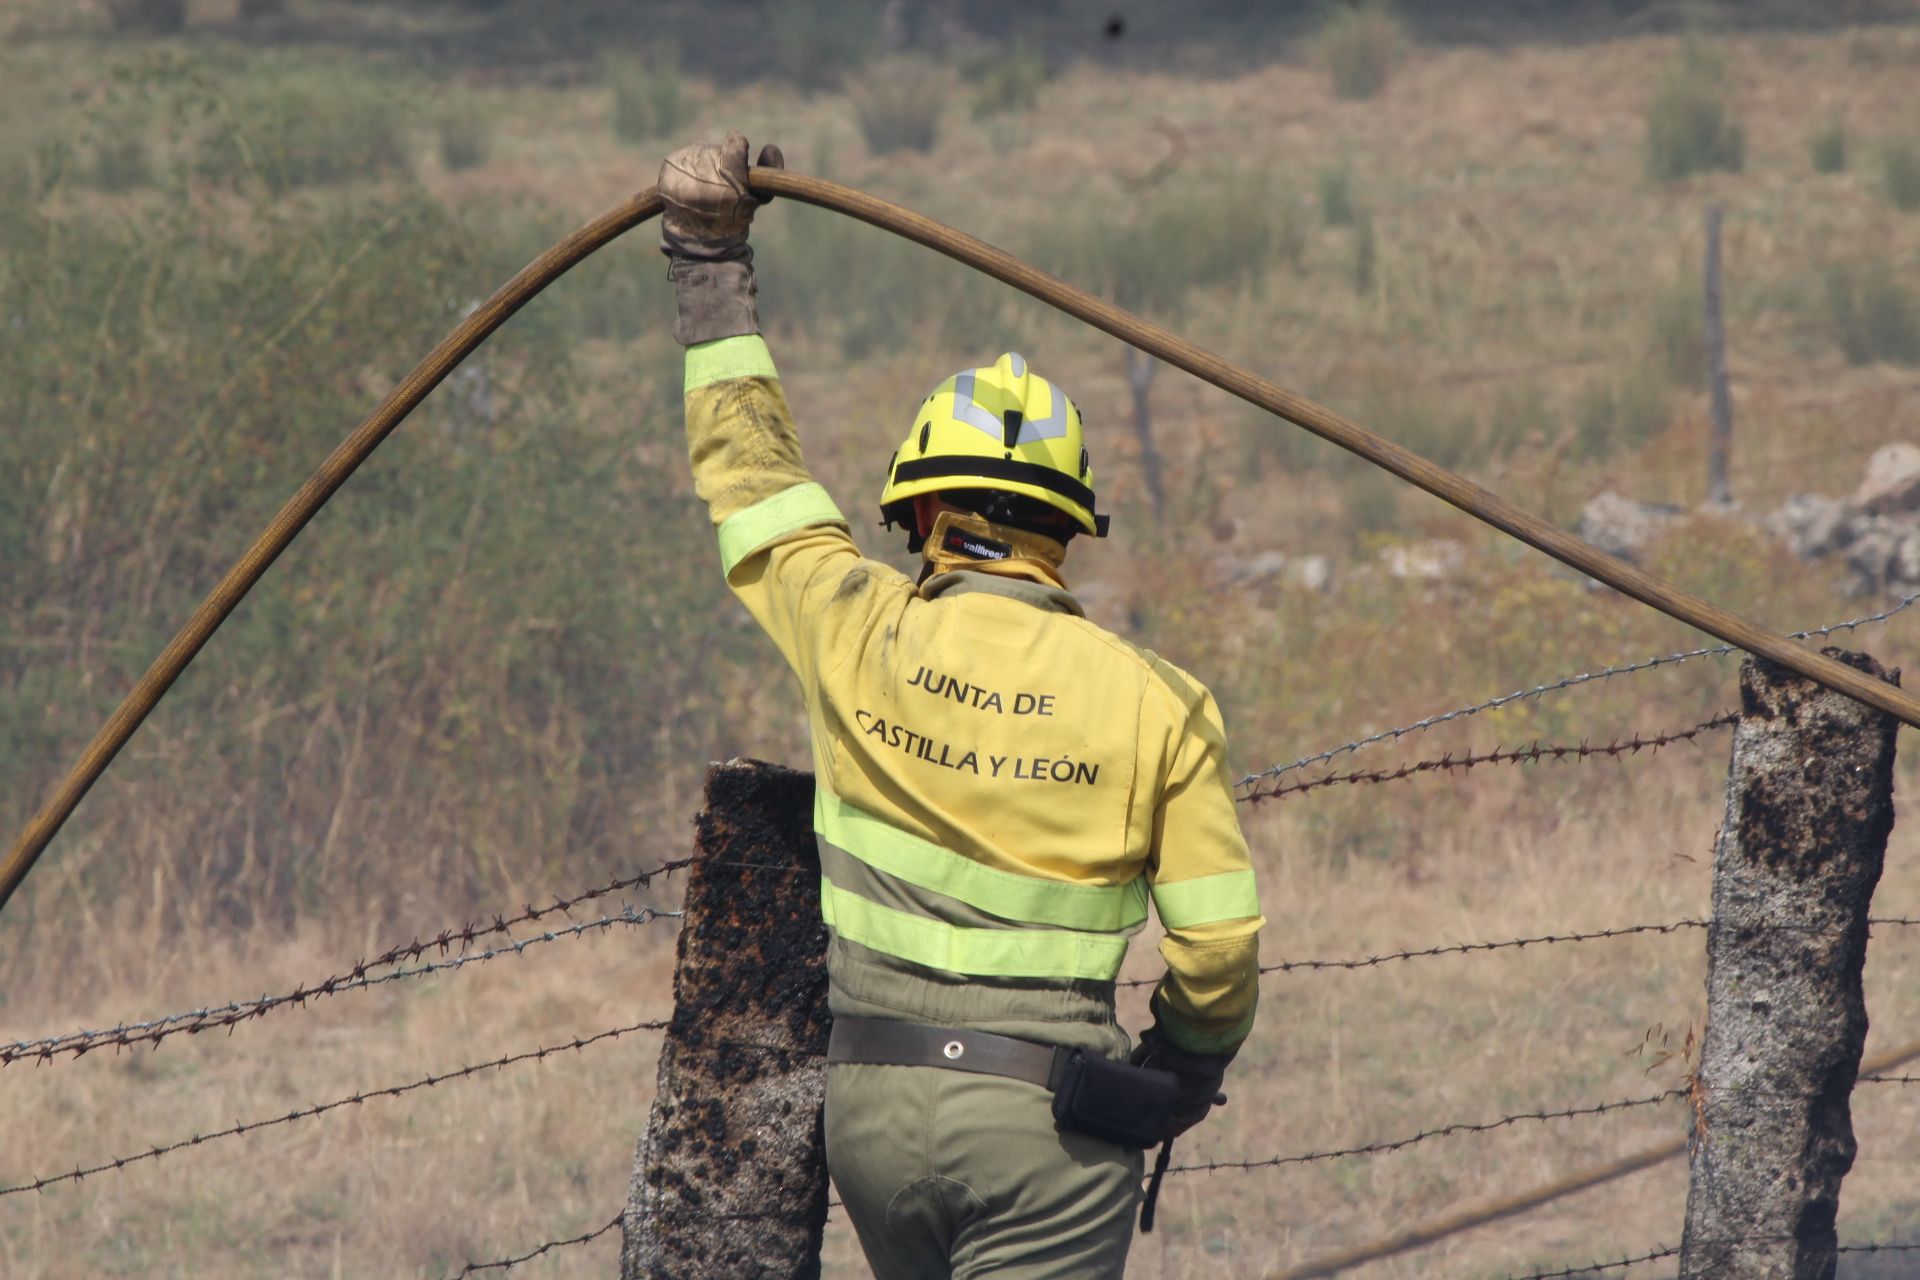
[3,166,1915,916]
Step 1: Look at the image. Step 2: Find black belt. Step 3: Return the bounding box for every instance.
[827,1016,1071,1090]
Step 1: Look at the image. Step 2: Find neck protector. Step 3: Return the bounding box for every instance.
[921,510,1068,587]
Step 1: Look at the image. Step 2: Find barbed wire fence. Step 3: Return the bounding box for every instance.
[6,594,1920,1277]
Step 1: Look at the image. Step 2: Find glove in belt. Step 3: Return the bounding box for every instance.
[827,1016,1071,1090]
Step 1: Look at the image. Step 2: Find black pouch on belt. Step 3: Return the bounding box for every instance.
[1049,1049,1180,1149]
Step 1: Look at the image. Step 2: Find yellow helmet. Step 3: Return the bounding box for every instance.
[879,352,1109,543]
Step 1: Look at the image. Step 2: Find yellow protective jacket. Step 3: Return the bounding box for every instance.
[683,335,1263,1055]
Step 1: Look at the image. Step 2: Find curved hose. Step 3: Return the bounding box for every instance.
[3,169,1913,917]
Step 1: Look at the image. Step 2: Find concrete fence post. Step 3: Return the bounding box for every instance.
[621,759,831,1280]
[1679,649,1899,1279]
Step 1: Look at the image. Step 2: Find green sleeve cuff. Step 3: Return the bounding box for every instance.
[716,482,847,576]
[1156,998,1256,1056]
[1151,869,1261,929]
[685,334,777,394]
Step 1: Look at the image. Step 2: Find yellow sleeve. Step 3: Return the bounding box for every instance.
[1145,662,1264,1055]
[683,335,907,681]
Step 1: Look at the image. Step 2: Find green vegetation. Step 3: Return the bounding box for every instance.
[105,0,184,32]
[1574,363,1669,459]
[971,42,1049,119]
[436,108,491,172]
[852,59,945,156]
[1827,263,1920,365]
[1883,136,1920,211]
[1316,1,1405,100]
[607,49,688,145]
[1652,271,1705,387]
[1317,159,1357,226]
[1810,115,1848,173]
[0,106,736,936]
[1348,210,1377,294]
[767,0,879,91]
[196,64,412,191]
[1026,176,1284,317]
[1644,42,1746,182]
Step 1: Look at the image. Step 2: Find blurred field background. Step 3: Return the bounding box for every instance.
[4,0,1920,1275]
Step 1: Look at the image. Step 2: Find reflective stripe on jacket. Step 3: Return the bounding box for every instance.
[682,335,1264,1054]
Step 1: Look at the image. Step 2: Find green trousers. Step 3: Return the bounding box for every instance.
[826,1061,1143,1279]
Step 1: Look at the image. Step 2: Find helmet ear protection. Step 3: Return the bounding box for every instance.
[879,353,1110,550]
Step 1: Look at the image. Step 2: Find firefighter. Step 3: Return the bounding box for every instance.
[660,133,1263,1278]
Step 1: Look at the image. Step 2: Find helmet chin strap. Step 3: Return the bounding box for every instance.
[920,510,1068,586]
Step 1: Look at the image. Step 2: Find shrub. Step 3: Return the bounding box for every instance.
[1025,176,1281,317]
[1348,210,1376,294]
[1315,1,1404,101]
[1644,42,1745,183]
[1652,273,1705,387]
[86,130,154,191]
[767,0,878,92]
[1317,160,1356,226]
[852,60,943,156]
[437,111,491,171]
[1574,364,1669,459]
[198,70,411,191]
[1883,137,1920,212]
[1827,265,1920,366]
[971,42,1048,119]
[1810,116,1847,174]
[606,50,687,145]
[105,0,185,32]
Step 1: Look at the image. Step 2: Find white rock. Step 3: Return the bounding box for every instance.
[1765,493,1854,559]
[1577,491,1682,563]
[1854,442,1920,515]
[1382,540,1464,580]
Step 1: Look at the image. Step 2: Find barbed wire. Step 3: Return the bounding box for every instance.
[444,1214,623,1278]
[0,1019,670,1197]
[1118,911,1917,989]
[1501,1245,1679,1279]
[1859,1074,1920,1085]
[1241,712,1737,806]
[1165,1088,1684,1175]
[1,903,681,1066]
[1236,592,1920,790]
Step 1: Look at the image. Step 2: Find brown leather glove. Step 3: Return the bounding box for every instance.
[658,132,783,345]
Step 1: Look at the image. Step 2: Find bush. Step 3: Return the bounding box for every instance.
[1317,160,1356,226]
[1348,210,1376,294]
[1025,176,1282,317]
[971,42,1048,119]
[1574,364,1669,459]
[1315,2,1404,101]
[437,111,491,171]
[1810,116,1848,174]
[105,0,185,32]
[198,69,411,191]
[1883,137,1920,212]
[767,0,878,92]
[606,50,687,145]
[852,60,944,156]
[1644,42,1745,182]
[86,130,154,191]
[1827,265,1920,366]
[1652,273,1705,387]
[0,172,741,942]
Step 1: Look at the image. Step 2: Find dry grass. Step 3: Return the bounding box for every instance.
[7,15,1920,1280]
